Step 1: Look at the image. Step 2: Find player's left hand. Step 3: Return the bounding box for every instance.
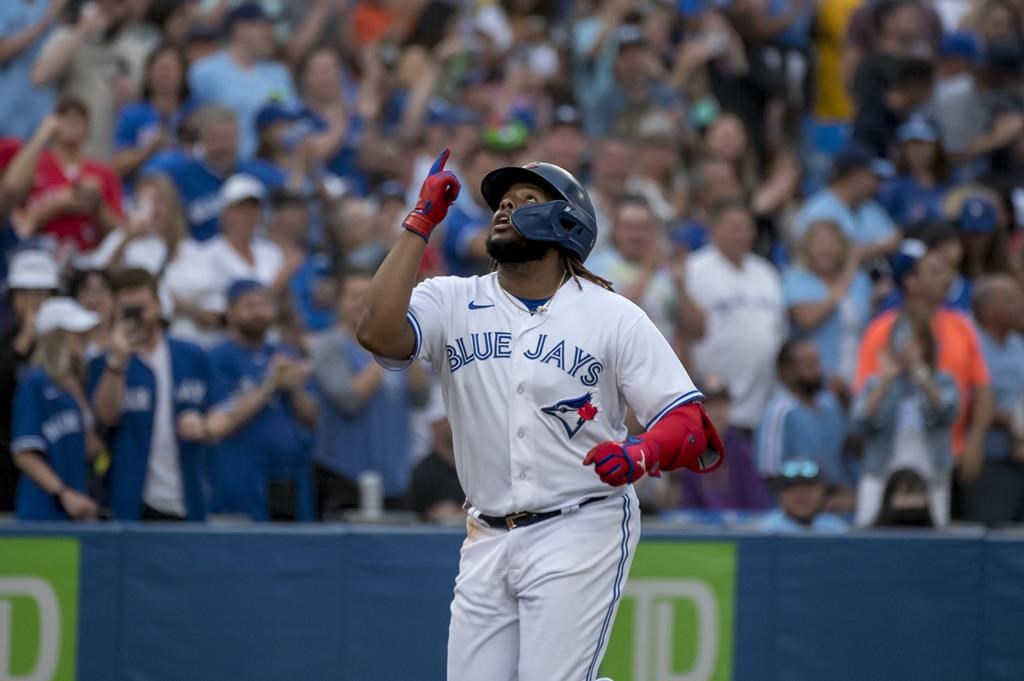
[583,436,661,487]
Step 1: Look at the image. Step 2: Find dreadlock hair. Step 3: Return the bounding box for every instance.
[561,249,614,291]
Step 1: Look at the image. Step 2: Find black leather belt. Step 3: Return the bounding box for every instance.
[476,496,609,530]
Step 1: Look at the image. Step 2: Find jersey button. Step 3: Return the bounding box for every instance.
[517,384,525,394]
[519,473,527,480]
[517,428,525,438]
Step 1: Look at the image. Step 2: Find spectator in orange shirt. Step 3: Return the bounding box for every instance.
[20,98,123,255]
[351,0,396,48]
[854,229,993,487]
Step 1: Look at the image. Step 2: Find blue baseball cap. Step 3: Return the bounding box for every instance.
[958,196,997,233]
[940,32,983,64]
[226,279,266,305]
[898,117,937,143]
[889,238,927,290]
[255,103,301,131]
[226,2,271,31]
[832,146,894,179]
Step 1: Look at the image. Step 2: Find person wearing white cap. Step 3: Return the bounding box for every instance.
[194,174,286,335]
[11,298,100,521]
[0,249,60,512]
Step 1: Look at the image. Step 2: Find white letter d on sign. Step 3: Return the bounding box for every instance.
[624,579,719,681]
[0,577,60,681]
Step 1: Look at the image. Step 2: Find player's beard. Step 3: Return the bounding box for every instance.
[485,233,553,264]
[235,319,271,344]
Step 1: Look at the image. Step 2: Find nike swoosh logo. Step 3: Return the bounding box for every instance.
[468,301,495,310]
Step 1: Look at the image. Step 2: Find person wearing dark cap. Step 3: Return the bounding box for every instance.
[878,117,950,229]
[794,146,900,265]
[188,2,299,160]
[854,234,993,497]
[759,459,848,533]
[203,279,318,521]
[958,194,1013,286]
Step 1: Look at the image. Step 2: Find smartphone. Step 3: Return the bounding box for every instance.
[122,306,143,323]
[889,315,912,357]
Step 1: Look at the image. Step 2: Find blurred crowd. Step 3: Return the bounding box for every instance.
[1,0,1024,531]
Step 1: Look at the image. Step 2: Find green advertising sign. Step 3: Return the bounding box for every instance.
[0,538,79,681]
[600,541,736,681]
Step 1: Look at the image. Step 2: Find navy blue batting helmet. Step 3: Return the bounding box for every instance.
[480,162,598,262]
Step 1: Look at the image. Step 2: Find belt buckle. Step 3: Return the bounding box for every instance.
[505,511,530,530]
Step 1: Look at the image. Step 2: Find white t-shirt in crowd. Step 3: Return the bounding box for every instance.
[200,235,284,313]
[686,245,785,429]
[87,230,169,274]
[140,339,186,517]
[161,238,218,345]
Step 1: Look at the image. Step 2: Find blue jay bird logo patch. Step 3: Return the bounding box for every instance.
[542,393,599,439]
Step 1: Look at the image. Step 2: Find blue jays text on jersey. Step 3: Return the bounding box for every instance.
[446,332,604,387]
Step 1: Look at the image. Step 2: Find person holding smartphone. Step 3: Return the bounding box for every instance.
[88,268,212,521]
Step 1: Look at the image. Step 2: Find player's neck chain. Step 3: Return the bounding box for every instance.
[498,269,569,314]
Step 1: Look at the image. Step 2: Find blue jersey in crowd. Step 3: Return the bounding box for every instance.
[87,339,212,521]
[208,340,314,521]
[143,152,285,241]
[441,198,491,277]
[11,368,89,520]
[756,389,849,486]
[878,176,948,228]
[312,336,414,498]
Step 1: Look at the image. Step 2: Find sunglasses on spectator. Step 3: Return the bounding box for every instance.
[780,460,820,481]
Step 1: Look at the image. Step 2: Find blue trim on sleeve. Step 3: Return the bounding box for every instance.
[11,436,48,454]
[644,390,704,431]
[377,311,423,373]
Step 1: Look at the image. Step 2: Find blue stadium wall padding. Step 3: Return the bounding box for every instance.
[4,524,1024,681]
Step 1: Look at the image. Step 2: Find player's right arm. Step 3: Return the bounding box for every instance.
[357,149,461,360]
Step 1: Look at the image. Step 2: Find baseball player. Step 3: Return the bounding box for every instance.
[357,150,725,681]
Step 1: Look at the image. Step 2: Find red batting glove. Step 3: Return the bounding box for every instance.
[403,148,462,241]
[583,436,662,487]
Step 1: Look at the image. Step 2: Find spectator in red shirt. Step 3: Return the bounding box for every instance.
[21,97,123,254]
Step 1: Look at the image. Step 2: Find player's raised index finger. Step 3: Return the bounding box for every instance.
[430,148,451,175]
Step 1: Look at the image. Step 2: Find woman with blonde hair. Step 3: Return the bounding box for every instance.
[11,298,101,521]
[88,172,191,276]
[781,219,875,391]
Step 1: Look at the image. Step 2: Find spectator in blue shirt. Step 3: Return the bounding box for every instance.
[297,47,363,191]
[188,3,299,160]
[759,459,849,533]
[783,219,874,389]
[144,104,284,241]
[878,117,950,229]
[756,339,852,508]
[0,0,61,140]
[310,270,429,516]
[441,144,509,277]
[12,297,100,521]
[89,268,212,521]
[793,146,901,264]
[112,44,193,187]
[205,280,318,521]
[964,275,1024,525]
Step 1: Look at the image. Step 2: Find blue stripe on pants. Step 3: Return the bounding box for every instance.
[585,493,632,681]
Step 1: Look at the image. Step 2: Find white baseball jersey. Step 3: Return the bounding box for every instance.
[378,272,704,516]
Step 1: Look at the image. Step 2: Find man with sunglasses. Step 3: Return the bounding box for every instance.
[760,458,849,533]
